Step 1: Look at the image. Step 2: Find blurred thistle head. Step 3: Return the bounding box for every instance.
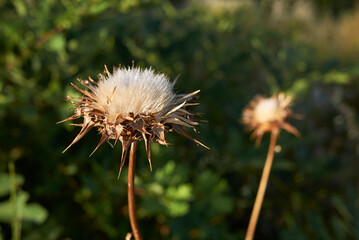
[242,92,300,145]
[59,65,208,175]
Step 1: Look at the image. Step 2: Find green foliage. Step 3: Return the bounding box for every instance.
[0,172,47,224]
[0,191,48,224]
[1,0,359,239]
[140,161,192,217]
[0,171,48,239]
[0,173,24,198]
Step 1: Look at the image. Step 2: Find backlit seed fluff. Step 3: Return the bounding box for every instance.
[59,65,208,176]
[242,92,300,145]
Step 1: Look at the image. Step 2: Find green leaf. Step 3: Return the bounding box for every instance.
[163,198,190,217]
[324,71,350,84]
[0,173,24,197]
[47,34,66,52]
[12,0,27,16]
[0,192,27,223]
[88,2,110,14]
[287,78,309,98]
[194,170,234,215]
[0,192,48,224]
[22,203,49,224]
[166,184,192,201]
[154,161,176,183]
[147,182,164,195]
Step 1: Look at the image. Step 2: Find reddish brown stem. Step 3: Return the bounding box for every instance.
[128,141,143,240]
[245,130,279,240]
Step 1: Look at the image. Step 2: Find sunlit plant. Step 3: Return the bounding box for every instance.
[242,93,300,240]
[59,65,208,240]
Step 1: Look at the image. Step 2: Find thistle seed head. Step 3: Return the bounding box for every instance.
[242,92,299,145]
[59,65,208,176]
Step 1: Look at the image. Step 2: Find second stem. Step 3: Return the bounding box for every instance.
[245,130,279,240]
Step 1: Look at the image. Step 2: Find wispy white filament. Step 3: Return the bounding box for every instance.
[94,67,175,116]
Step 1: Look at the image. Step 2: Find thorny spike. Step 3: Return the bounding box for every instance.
[281,122,300,137]
[142,133,152,171]
[173,125,209,149]
[88,76,96,84]
[174,114,199,126]
[171,73,181,87]
[165,101,187,117]
[79,79,96,91]
[175,90,200,103]
[71,83,94,98]
[69,123,83,127]
[176,108,194,116]
[118,140,131,179]
[104,65,110,77]
[113,64,122,72]
[89,133,109,156]
[165,117,193,128]
[183,103,200,107]
[56,113,80,124]
[63,122,95,153]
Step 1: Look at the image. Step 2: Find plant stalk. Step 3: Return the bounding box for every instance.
[9,161,20,240]
[245,130,279,240]
[128,141,143,240]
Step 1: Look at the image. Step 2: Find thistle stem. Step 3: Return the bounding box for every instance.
[245,130,279,240]
[128,141,143,240]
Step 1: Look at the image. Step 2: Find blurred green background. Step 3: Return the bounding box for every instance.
[1,0,359,239]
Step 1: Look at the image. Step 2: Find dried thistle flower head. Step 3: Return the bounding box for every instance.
[59,65,208,175]
[242,92,299,145]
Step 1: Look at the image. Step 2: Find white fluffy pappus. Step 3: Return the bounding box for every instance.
[95,67,176,116]
[254,98,280,124]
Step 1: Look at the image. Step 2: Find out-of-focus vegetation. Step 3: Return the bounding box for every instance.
[1,0,359,239]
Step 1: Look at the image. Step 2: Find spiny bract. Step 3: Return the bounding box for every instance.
[59,65,208,177]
